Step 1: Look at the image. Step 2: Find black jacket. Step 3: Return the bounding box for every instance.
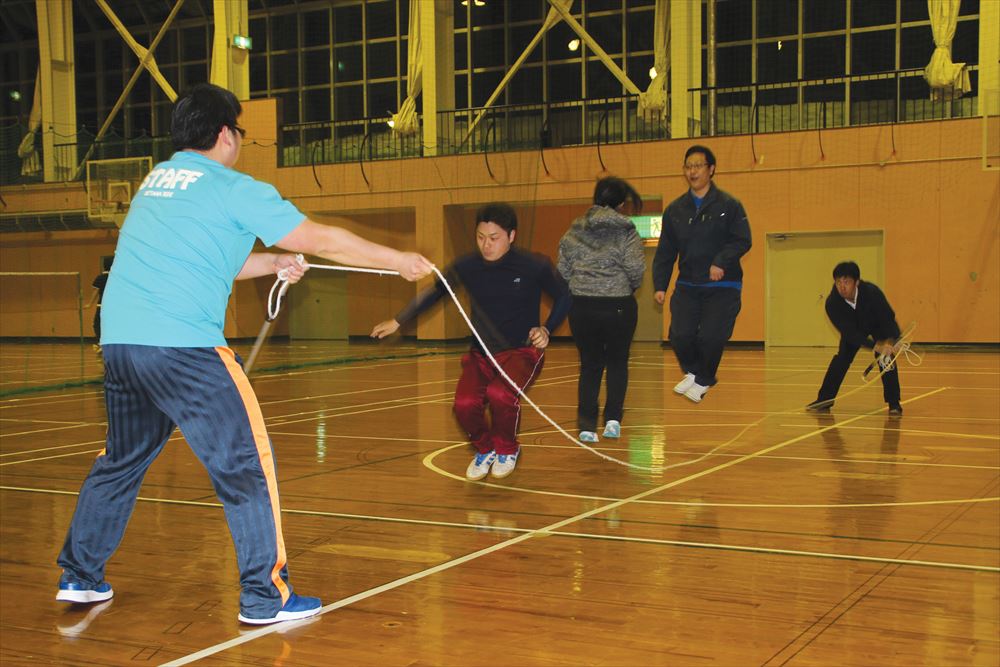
[826,280,900,349]
[652,182,752,291]
[395,247,571,355]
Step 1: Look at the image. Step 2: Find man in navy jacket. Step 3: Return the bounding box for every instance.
[807,261,903,416]
[653,145,752,403]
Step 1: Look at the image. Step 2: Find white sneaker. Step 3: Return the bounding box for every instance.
[673,373,696,394]
[683,382,709,403]
[490,451,519,479]
[602,420,621,438]
[466,450,497,480]
[579,431,599,443]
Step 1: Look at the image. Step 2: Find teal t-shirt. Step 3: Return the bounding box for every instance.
[101,151,305,347]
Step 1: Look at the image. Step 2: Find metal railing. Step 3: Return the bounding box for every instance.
[436,95,669,156]
[1,67,981,185]
[279,116,424,167]
[276,94,670,167]
[0,125,173,187]
[688,66,979,137]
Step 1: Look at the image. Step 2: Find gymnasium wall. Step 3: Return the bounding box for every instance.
[1,97,997,343]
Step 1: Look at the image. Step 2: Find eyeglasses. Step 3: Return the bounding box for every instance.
[230,125,246,139]
[683,162,708,171]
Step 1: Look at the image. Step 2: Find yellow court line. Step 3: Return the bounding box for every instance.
[514,427,1000,471]
[780,423,1000,441]
[424,387,964,508]
[167,447,1000,667]
[266,431,460,446]
[265,374,579,426]
[423,439,999,508]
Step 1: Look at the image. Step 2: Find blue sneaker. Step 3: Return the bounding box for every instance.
[579,431,599,443]
[238,593,323,625]
[602,420,621,438]
[56,574,114,603]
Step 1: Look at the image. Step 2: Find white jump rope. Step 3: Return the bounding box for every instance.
[248,256,921,475]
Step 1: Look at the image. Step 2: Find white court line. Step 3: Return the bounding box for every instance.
[0,439,107,460]
[4,483,996,572]
[161,386,955,665]
[0,422,98,438]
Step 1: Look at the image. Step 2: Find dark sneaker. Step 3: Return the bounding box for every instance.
[238,593,322,625]
[56,574,114,604]
[806,400,831,413]
[888,403,903,417]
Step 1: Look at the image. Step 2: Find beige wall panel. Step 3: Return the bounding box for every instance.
[3,116,996,344]
[936,161,1000,342]
[864,162,943,341]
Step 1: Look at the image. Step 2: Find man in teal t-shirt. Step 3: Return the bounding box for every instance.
[55,83,434,625]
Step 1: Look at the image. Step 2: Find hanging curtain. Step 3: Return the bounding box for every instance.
[923,0,971,101]
[390,0,422,135]
[638,0,669,119]
[17,68,41,177]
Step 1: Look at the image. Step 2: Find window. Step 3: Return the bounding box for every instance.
[757,40,798,84]
[804,0,846,32]
[758,0,798,38]
[851,30,894,74]
[804,36,846,79]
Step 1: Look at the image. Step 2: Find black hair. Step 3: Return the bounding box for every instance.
[171,83,242,151]
[475,202,518,234]
[833,261,861,281]
[685,144,717,168]
[593,176,643,214]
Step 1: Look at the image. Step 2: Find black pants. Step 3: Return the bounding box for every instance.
[816,338,901,406]
[669,285,742,387]
[569,295,638,431]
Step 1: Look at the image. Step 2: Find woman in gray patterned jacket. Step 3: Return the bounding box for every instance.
[557,177,645,443]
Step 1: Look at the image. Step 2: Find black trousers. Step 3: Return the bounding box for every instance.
[669,285,742,387]
[569,295,638,431]
[816,337,901,405]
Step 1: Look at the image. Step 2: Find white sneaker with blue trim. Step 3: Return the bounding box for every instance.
[466,450,497,480]
[490,451,519,479]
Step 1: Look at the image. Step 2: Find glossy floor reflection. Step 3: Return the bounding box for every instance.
[1,341,998,666]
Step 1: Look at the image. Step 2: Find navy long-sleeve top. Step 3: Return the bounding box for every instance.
[395,247,572,355]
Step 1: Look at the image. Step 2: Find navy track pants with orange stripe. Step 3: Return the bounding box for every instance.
[57,344,294,618]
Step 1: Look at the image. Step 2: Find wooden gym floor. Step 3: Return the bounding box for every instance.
[0,340,997,666]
